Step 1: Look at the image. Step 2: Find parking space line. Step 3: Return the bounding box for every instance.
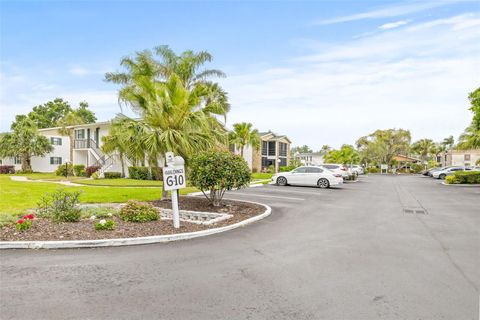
[244,187,327,196]
[225,193,304,201]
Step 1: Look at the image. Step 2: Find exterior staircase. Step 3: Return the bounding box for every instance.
[74,139,114,177]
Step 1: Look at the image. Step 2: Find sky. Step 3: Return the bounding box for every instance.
[0,0,479,150]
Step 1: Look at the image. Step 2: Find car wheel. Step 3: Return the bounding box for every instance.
[276,176,287,186]
[318,178,330,189]
[439,174,446,180]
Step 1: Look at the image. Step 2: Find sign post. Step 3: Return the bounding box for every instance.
[163,152,186,229]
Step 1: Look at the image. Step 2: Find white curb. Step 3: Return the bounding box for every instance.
[0,201,272,250]
[440,182,480,187]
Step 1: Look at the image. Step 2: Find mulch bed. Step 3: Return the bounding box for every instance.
[0,196,265,241]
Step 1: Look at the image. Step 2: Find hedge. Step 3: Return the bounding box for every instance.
[104,172,122,179]
[85,166,100,177]
[73,164,86,177]
[446,171,480,184]
[128,166,150,180]
[0,165,15,174]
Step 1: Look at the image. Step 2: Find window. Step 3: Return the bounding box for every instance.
[293,167,308,173]
[323,164,338,170]
[262,141,268,156]
[50,137,62,145]
[464,154,471,161]
[279,143,287,157]
[306,167,323,173]
[279,158,287,166]
[74,129,85,139]
[268,141,276,156]
[14,157,21,164]
[50,157,62,165]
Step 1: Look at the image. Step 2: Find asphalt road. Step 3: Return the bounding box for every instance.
[1,175,479,320]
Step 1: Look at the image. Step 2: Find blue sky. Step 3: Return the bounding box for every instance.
[1,0,479,149]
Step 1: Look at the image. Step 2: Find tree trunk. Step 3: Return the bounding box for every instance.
[120,153,126,178]
[21,154,32,172]
[240,146,244,158]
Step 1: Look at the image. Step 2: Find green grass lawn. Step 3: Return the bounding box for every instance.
[75,178,164,187]
[251,173,273,180]
[0,175,197,225]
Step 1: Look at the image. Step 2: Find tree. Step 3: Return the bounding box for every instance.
[0,117,53,172]
[458,87,480,150]
[105,47,230,199]
[319,145,331,155]
[101,121,130,177]
[228,122,260,157]
[356,129,411,167]
[57,112,85,162]
[411,139,435,162]
[27,98,96,129]
[441,136,455,150]
[190,151,250,206]
[291,145,313,154]
[324,144,360,164]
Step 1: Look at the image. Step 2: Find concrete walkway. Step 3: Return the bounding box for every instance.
[9,176,85,186]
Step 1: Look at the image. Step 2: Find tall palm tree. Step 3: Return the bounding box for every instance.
[57,112,85,162]
[101,121,130,177]
[457,124,480,150]
[228,122,261,157]
[441,136,455,150]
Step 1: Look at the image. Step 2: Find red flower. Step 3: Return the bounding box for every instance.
[24,214,34,220]
[17,219,24,224]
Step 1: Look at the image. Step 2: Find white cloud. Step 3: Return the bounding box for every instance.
[379,19,411,29]
[314,1,462,25]
[69,65,90,76]
[223,13,480,149]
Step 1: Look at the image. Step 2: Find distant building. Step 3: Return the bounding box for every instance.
[437,149,480,167]
[233,131,291,172]
[295,153,324,166]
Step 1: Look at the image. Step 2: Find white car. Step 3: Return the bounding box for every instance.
[432,166,469,179]
[349,165,364,175]
[320,164,350,179]
[272,166,343,188]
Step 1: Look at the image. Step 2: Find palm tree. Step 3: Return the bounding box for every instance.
[228,122,261,157]
[101,121,131,177]
[457,124,480,149]
[441,135,455,150]
[57,112,85,162]
[0,117,53,172]
[411,139,435,163]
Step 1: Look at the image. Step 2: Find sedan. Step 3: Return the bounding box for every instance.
[272,166,343,188]
[432,166,469,179]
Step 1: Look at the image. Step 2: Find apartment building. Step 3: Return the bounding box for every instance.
[437,149,480,167]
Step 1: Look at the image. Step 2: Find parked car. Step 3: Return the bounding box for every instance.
[320,164,350,179]
[432,166,470,179]
[349,165,364,175]
[272,166,343,188]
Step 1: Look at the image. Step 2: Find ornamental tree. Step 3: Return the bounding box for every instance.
[189,150,251,206]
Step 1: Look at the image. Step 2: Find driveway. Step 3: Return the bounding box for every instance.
[1,175,479,319]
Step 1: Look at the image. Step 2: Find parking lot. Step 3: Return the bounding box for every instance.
[1,175,479,319]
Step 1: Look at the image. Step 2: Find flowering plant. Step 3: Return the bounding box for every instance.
[16,218,32,231]
[94,219,115,231]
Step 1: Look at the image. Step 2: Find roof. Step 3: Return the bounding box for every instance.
[258,131,292,143]
[37,120,112,132]
[393,154,421,162]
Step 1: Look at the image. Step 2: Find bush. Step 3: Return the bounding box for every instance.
[446,171,480,184]
[104,172,122,179]
[279,165,298,172]
[55,163,74,177]
[81,207,118,219]
[128,166,151,180]
[16,218,32,231]
[366,167,379,173]
[0,165,15,174]
[190,150,251,206]
[119,201,159,222]
[91,172,99,179]
[37,189,82,222]
[73,164,86,176]
[410,163,423,174]
[85,166,100,177]
[150,167,162,181]
[94,219,116,231]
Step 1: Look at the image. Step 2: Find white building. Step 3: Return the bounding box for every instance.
[1,121,129,175]
[295,153,324,166]
[437,149,480,167]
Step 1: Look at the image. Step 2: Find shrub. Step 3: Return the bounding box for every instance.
[150,167,163,181]
[81,207,118,219]
[16,218,32,231]
[119,201,159,222]
[104,172,122,179]
[366,167,380,173]
[279,165,298,172]
[0,165,15,174]
[85,166,100,177]
[91,172,99,179]
[55,163,74,177]
[128,166,151,180]
[37,189,82,222]
[190,150,251,206]
[94,219,116,231]
[73,164,86,176]
[410,163,423,174]
[447,171,480,184]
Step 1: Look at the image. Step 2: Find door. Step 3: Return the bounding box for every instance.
[306,167,324,185]
[289,167,308,185]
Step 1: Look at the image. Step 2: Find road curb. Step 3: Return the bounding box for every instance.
[440,182,480,187]
[0,201,272,250]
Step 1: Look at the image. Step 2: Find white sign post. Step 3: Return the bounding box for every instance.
[163,152,186,229]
